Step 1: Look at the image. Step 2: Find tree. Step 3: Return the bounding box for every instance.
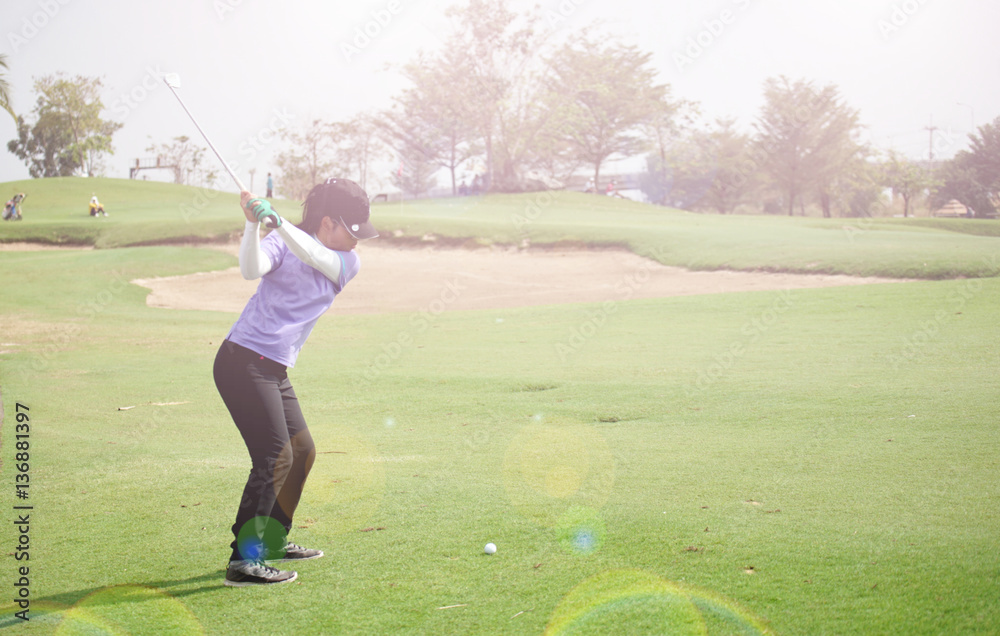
[7,74,122,177]
[810,106,867,219]
[695,119,760,214]
[543,31,671,188]
[881,150,936,217]
[641,117,759,214]
[441,0,546,192]
[0,54,15,121]
[392,148,438,198]
[145,136,216,186]
[274,119,337,200]
[754,76,865,216]
[832,156,884,217]
[8,114,79,177]
[328,114,390,193]
[379,52,480,195]
[275,116,390,199]
[932,116,1000,217]
[638,154,670,206]
[640,144,710,209]
[640,96,695,206]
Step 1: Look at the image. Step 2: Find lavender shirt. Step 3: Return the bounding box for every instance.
[226,231,360,367]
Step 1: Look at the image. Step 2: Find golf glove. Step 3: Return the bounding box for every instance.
[248,198,282,228]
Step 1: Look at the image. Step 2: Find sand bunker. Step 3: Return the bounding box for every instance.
[130,243,909,315]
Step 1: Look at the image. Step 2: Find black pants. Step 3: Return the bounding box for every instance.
[214,340,316,562]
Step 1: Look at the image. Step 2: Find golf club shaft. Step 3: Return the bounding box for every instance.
[164,84,247,192]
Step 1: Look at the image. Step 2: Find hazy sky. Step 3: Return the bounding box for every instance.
[1,0,998,192]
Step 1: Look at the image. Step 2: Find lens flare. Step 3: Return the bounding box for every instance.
[236,515,288,561]
[556,506,606,556]
[545,569,774,635]
[297,425,385,534]
[50,585,203,635]
[503,423,615,528]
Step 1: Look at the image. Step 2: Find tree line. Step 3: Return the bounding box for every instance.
[2,2,998,218]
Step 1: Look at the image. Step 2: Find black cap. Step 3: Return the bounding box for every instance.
[307,178,378,240]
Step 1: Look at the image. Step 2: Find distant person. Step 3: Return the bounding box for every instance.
[89,194,107,217]
[3,193,25,221]
[585,177,596,194]
[266,172,274,198]
[471,174,481,196]
[459,179,468,196]
[605,180,624,199]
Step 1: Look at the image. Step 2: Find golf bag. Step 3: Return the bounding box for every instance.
[3,194,24,221]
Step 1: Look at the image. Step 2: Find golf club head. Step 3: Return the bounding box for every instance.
[163,73,181,89]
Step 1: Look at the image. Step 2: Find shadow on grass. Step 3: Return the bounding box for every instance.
[44,570,223,607]
[0,570,224,629]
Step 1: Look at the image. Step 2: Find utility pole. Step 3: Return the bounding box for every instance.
[925,116,938,163]
[249,168,256,192]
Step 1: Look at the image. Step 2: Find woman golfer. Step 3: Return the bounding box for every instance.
[214,178,377,586]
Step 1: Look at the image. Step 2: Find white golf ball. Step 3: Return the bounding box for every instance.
[484,542,497,555]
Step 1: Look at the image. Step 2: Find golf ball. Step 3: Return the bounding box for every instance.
[484,542,497,555]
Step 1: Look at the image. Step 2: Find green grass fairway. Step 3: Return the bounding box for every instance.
[0,245,998,635]
[1,178,999,634]
[3,177,999,278]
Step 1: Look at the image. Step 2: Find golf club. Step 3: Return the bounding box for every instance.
[163,73,280,227]
[163,73,251,195]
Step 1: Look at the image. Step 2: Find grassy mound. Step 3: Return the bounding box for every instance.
[0,177,243,247]
[2,177,999,279]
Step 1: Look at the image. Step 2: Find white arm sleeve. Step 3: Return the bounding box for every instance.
[238,221,273,280]
[275,221,343,283]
